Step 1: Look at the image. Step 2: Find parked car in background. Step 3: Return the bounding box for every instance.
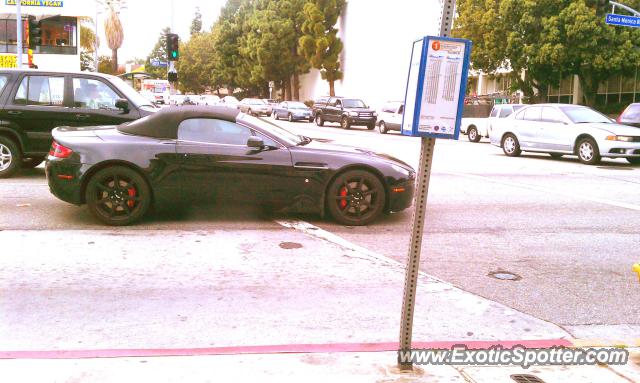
[376,101,404,134]
[490,103,640,165]
[198,95,220,106]
[239,98,272,116]
[272,101,313,122]
[461,104,525,142]
[311,96,331,119]
[263,99,279,108]
[617,103,640,128]
[314,97,377,130]
[0,68,157,178]
[220,95,240,109]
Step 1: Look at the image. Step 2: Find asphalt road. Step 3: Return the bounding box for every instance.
[1,117,638,337]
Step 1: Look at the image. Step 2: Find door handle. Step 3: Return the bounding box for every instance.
[7,110,21,115]
[75,114,90,120]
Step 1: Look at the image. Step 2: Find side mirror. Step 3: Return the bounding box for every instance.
[115,98,129,112]
[247,136,264,149]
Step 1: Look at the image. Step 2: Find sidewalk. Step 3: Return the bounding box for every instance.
[0,224,637,381]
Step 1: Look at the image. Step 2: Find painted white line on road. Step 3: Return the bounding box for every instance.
[446,171,640,212]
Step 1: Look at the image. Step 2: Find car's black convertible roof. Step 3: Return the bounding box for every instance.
[118,106,240,139]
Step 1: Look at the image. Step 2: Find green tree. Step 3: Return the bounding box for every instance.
[211,0,251,94]
[97,55,115,74]
[298,0,346,96]
[177,32,222,93]
[79,18,98,71]
[190,7,203,35]
[145,27,171,80]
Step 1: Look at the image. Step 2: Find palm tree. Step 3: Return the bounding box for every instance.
[103,1,125,73]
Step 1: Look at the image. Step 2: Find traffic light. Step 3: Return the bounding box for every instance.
[28,16,41,50]
[166,33,179,61]
[168,71,178,82]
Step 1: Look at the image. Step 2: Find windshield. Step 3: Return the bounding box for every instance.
[620,104,640,120]
[109,75,155,109]
[289,102,308,109]
[343,99,366,108]
[559,106,612,124]
[238,113,303,146]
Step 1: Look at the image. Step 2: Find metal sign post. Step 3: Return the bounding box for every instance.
[398,0,467,370]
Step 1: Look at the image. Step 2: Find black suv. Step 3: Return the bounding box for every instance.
[0,69,157,178]
[313,96,377,130]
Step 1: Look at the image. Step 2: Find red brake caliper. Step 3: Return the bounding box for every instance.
[127,187,136,208]
[339,187,348,210]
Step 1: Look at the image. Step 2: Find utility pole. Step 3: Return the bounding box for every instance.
[16,0,22,68]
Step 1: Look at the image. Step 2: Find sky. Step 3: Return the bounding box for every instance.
[95,0,227,62]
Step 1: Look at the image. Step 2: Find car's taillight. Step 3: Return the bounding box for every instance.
[49,141,73,158]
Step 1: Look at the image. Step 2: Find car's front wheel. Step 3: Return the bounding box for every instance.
[341,116,351,130]
[576,137,600,165]
[326,170,386,226]
[502,134,521,157]
[315,114,324,126]
[0,136,21,179]
[379,121,388,134]
[85,166,152,226]
[468,126,481,142]
[366,123,375,130]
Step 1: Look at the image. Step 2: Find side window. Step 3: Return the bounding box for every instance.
[382,104,394,113]
[0,75,9,95]
[499,107,513,118]
[72,78,120,110]
[254,131,280,148]
[541,107,565,123]
[522,107,541,121]
[178,118,253,145]
[490,107,499,117]
[14,75,65,106]
[335,100,342,108]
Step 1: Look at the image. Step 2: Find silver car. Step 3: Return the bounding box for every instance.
[490,104,640,165]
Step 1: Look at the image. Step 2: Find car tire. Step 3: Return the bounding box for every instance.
[502,134,521,157]
[0,136,22,179]
[626,157,640,165]
[366,124,375,130]
[326,170,386,226]
[379,121,388,134]
[22,157,44,168]
[85,166,152,226]
[468,126,481,142]
[274,112,280,120]
[315,114,324,126]
[549,153,563,159]
[576,137,601,165]
[341,116,351,130]
[248,108,254,116]
[288,113,293,122]
[308,117,313,123]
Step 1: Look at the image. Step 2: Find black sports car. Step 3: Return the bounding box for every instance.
[46,106,415,226]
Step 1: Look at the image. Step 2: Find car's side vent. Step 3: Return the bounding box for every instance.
[510,374,546,383]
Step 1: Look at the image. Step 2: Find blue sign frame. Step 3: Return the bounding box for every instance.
[401,36,472,139]
[605,13,640,27]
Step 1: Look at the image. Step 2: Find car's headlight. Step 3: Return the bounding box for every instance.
[373,112,378,117]
[349,111,358,117]
[606,135,634,142]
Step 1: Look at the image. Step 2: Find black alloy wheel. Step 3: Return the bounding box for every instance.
[341,116,351,130]
[22,157,44,168]
[326,170,386,226]
[85,166,151,226]
[0,136,21,179]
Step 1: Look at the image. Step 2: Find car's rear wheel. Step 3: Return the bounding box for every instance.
[0,136,21,179]
[468,126,480,142]
[577,138,600,165]
[326,170,386,226]
[379,121,388,134]
[315,114,324,126]
[288,113,293,122]
[626,157,640,165]
[502,134,521,157]
[341,116,351,130]
[22,157,44,168]
[86,166,151,226]
[274,112,280,120]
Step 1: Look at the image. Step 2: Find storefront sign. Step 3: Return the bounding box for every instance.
[0,55,17,68]
[5,0,64,7]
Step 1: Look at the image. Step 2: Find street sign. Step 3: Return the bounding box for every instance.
[605,13,640,27]
[151,60,168,67]
[0,54,17,68]
[401,35,472,139]
[268,80,275,88]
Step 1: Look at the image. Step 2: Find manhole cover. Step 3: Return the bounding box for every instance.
[488,270,522,281]
[511,374,546,383]
[279,242,303,249]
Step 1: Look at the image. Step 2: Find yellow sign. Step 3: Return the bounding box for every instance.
[5,0,64,6]
[0,55,17,68]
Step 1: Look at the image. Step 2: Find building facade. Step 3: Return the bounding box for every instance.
[0,0,92,71]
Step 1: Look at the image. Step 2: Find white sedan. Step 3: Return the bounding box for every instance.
[490,104,640,165]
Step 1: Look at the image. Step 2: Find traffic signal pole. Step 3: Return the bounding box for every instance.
[398,0,456,371]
